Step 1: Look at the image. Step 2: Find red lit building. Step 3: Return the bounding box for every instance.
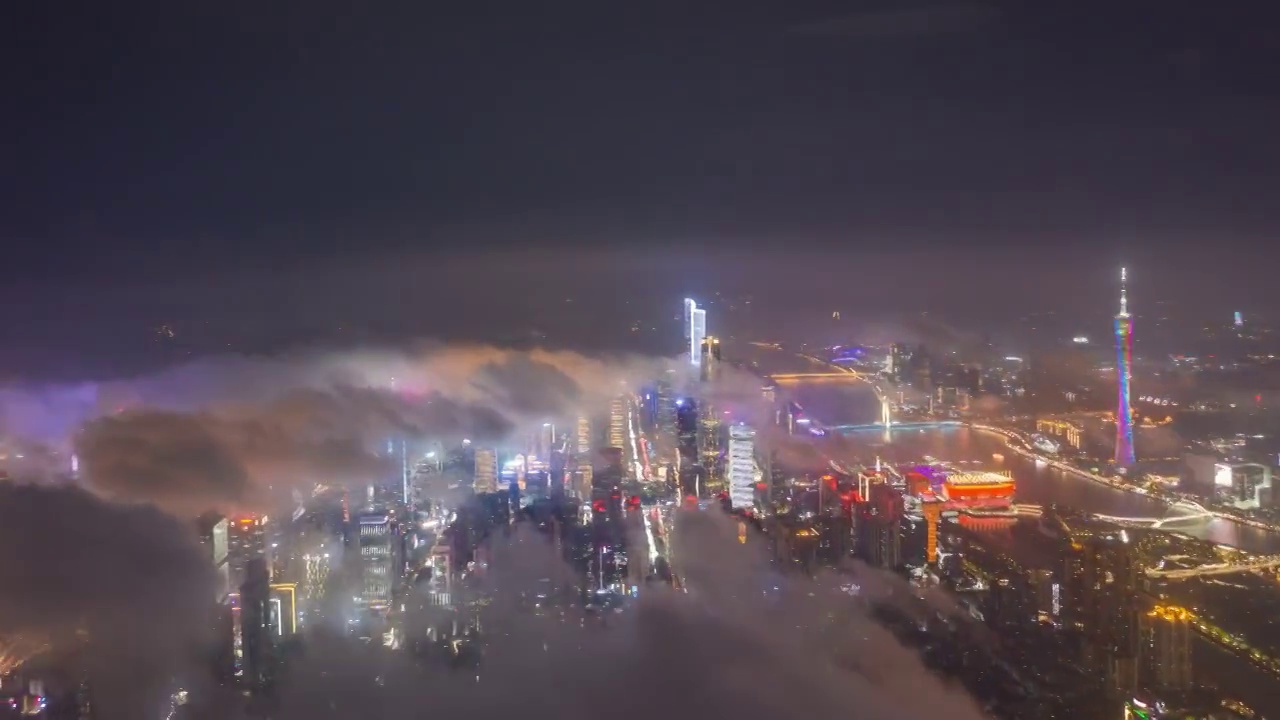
[941,471,1015,508]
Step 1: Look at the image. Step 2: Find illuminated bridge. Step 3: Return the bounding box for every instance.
[768,372,863,381]
[964,502,1212,529]
[1146,555,1280,579]
[961,504,1280,579]
[831,420,960,432]
[1093,500,1215,528]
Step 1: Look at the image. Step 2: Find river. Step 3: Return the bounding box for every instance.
[787,382,1280,555]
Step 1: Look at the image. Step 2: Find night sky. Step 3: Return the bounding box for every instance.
[2,1,1278,374]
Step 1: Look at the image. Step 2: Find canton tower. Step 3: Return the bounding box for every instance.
[1114,267,1136,466]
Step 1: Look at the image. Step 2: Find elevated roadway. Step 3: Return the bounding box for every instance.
[769,372,864,381]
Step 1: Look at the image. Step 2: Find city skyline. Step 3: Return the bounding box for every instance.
[3,287,1280,718]
[3,2,1280,718]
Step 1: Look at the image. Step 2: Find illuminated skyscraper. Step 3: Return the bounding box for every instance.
[1081,532,1140,696]
[228,515,270,589]
[690,307,707,367]
[655,375,677,441]
[576,415,591,456]
[697,399,721,477]
[533,422,556,462]
[575,463,593,499]
[859,484,903,569]
[1140,605,1192,693]
[474,449,498,493]
[727,424,756,510]
[1115,267,1136,465]
[675,398,702,496]
[922,500,941,564]
[608,395,627,448]
[683,298,696,349]
[357,513,394,611]
[197,512,231,601]
[700,336,722,382]
[239,558,274,691]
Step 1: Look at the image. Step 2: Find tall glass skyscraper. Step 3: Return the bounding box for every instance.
[690,307,707,366]
[727,424,756,511]
[683,298,696,352]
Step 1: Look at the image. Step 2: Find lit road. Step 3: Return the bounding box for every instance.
[625,396,645,481]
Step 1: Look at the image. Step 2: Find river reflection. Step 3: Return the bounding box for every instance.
[788,382,1280,555]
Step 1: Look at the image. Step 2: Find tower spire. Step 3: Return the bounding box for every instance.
[1119,266,1128,317]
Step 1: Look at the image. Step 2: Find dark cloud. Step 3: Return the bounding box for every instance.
[7,344,681,513]
[792,3,1001,40]
[75,410,250,513]
[469,354,589,418]
[73,385,515,516]
[0,482,215,717]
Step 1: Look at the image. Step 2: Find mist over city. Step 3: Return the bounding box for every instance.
[3,2,1280,719]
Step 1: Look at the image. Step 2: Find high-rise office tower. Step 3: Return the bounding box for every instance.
[534,422,556,462]
[594,447,625,485]
[209,597,237,685]
[637,386,659,431]
[697,400,722,480]
[239,558,273,691]
[888,343,910,380]
[922,501,942,564]
[608,395,627,449]
[267,582,299,641]
[1114,267,1136,465]
[1081,532,1140,695]
[549,448,568,499]
[474,449,498,493]
[197,512,231,601]
[1061,542,1088,632]
[1140,605,1192,693]
[859,484,903,569]
[683,298,697,352]
[576,415,591,456]
[727,424,756,511]
[655,376,677,441]
[576,464,593,499]
[675,398,702,496]
[357,512,394,611]
[690,307,707,367]
[700,336,722,383]
[228,515,270,590]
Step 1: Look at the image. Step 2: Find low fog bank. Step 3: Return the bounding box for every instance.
[0,482,216,718]
[0,484,989,719]
[264,514,985,720]
[0,342,769,515]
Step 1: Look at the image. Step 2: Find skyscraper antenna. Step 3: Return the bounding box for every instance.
[1119,266,1129,317]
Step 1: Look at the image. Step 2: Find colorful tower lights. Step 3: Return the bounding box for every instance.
[1114,267,1136,466]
